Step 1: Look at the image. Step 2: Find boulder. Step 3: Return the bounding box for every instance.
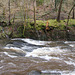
[28,70,41,75]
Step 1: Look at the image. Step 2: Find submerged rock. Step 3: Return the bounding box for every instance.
[28,70,41,75]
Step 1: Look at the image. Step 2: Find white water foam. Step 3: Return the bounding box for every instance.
[12,38,51,46]
[42,70,75,75]
[65,41,75,44]
[0,60,4,63]
[0,66,3,69]
[69,44,75,47]
[22,38,51,45]
[64,61,75,66]
[64,41,75,48]
[21,45,34,50]
[37,55,60,61]
[42,70,61,74]
[4,46,26,53]
[8,62,16,66]
[25,47,66,60]
[4,52,17,58]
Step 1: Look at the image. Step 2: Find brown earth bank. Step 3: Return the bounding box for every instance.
[0,25,75,41]
[0,20,75,41]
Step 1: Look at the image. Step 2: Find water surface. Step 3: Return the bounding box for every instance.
[0,38,75,75]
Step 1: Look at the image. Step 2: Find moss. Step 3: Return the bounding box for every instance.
[0,26,3,31]
[30,19,75,30]
[0,33,6,39]
[1,19,74,40]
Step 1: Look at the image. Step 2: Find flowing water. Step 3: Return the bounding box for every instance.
[0,38,75,75]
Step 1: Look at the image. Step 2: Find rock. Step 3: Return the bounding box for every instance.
[28,70,41,75]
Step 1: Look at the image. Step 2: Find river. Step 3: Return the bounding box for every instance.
[0,38,75,75]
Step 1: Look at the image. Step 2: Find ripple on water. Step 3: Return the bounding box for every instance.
[3,52,17,58]
[0,39,75,75]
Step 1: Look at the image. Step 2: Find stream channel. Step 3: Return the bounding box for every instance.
[0,38,75,75]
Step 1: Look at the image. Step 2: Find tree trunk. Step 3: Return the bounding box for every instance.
[23,0,27,37]
[72,7,74,19]
[57,0,63,22]
[33,0,36,30]
[55,0,57,9]
[66,4,75,40]
[13,13,15,24]
[67,4,75,26]
[8,0,11,25]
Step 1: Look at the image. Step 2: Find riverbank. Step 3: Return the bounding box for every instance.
[0,19,75,41]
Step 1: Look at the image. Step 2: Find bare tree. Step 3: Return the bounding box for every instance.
[8,0,11,25]
[72,7,74,19]
[67,4,75,26]
[72,0,75,19]
[23,0,27,37]
[33,0,36,30]
[55,0,57,9]
[57,0,63,22]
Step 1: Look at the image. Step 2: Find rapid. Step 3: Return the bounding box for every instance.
[0,38,75,75]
